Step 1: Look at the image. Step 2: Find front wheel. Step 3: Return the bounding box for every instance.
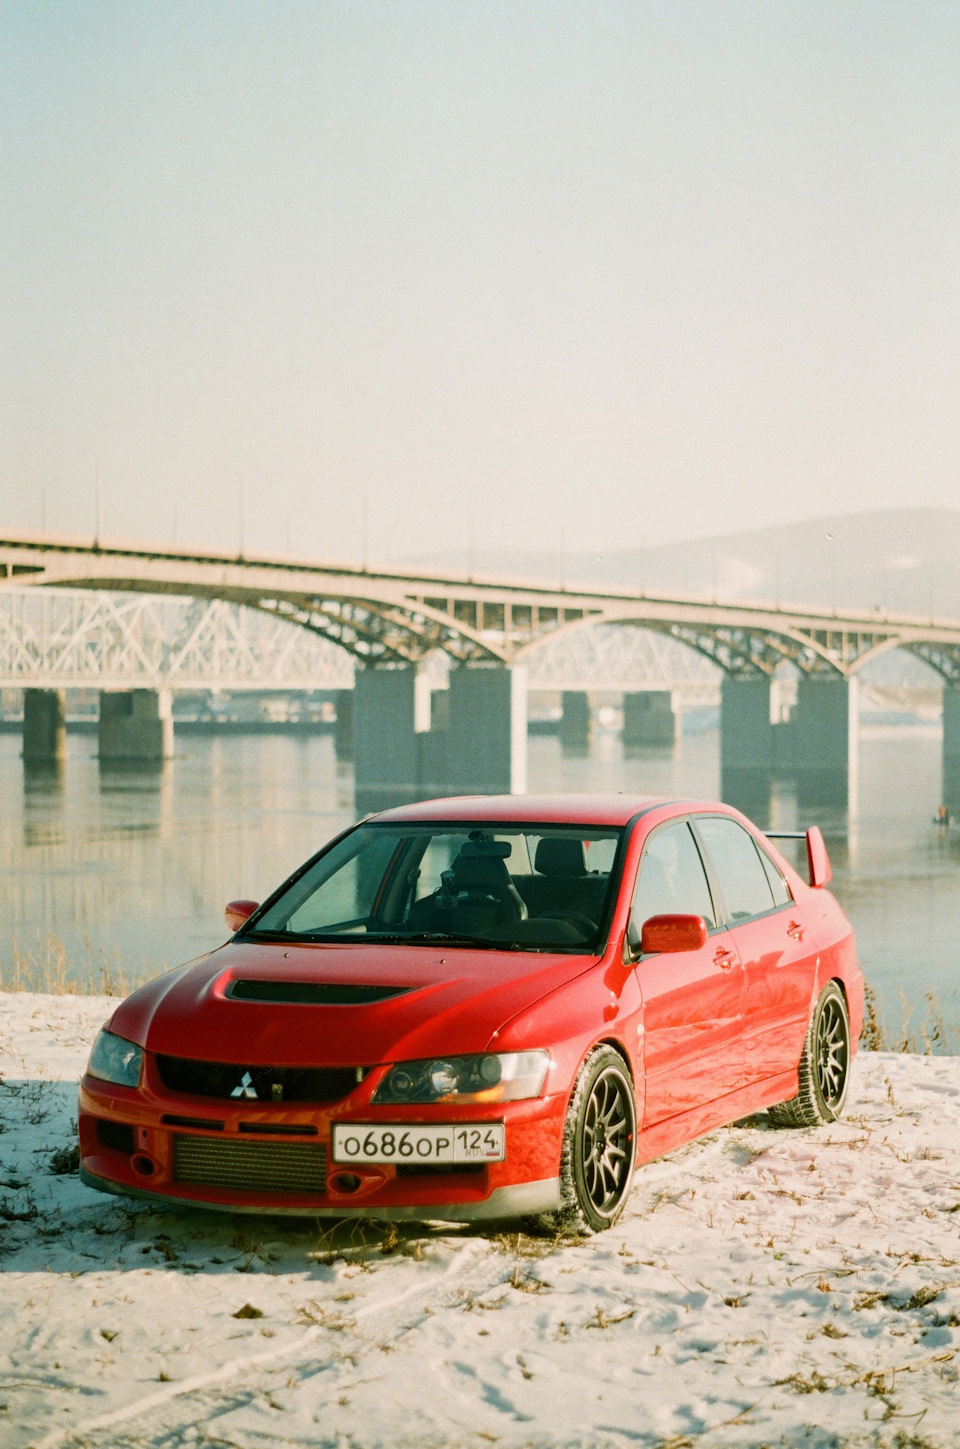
[769,981,851,1127]
[530,1046,637,1235]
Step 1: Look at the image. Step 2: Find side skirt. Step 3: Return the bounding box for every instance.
[635,1069,799,1166]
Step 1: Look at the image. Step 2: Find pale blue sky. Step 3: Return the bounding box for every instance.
[2,2,959,563]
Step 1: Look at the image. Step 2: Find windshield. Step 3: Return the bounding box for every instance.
[248,822,624,953]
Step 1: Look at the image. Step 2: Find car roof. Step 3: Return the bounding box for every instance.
[369,794,724,828]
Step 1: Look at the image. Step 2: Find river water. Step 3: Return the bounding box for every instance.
[1,726,957,1042]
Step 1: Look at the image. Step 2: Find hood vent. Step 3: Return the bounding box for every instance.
[227,980,410,1005]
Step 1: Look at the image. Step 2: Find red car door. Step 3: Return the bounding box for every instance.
[692,815,819,1086]
[630,819,744,1125]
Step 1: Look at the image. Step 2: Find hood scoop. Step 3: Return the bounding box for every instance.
[227,980,412,1006]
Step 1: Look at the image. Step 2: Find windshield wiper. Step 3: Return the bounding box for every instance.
[244,929,365,943]
[245,928,535,951]
[363,930,523,951]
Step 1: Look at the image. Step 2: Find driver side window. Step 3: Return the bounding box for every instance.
[631,821,716,931]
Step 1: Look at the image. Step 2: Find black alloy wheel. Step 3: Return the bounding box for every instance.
[769,981,851,1128]
[529,1045,637,1235]
[815,990,849,1113]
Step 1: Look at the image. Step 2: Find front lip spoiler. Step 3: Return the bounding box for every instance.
[79,1166,561,1222]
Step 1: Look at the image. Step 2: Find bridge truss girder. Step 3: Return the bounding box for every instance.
[0,590,354,691]
[259,594,511,666]
[904,642,960,688]
[647,621,909,678]
[0,590,723,696]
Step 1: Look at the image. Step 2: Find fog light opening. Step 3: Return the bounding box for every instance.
[131,1154,157,1178]
[334,1172,362,1194]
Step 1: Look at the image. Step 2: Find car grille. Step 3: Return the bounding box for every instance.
[172,1134,327,1194]
[155,1055,361,1103]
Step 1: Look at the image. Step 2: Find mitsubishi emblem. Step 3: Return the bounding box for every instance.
[230,1071,259,1100]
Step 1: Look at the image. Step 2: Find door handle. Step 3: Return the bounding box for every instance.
[713,947,736,970]
[787,920,805,941]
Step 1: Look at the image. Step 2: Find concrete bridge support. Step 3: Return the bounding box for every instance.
[22,688,67,765]
[98,689,174,763]
[719,677,775,820]
[353,664,527,813]
[334,689,354,760]
[446,666,527,796]
[622,691,676,748]
[942,689,960,816]
[792,676,858,809]
[560,691,591,754]
[353,668,420,814]
[720,674,858,816]
[720,677,774,771]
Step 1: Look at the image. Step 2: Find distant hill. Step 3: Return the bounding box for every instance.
[406,508,960,620]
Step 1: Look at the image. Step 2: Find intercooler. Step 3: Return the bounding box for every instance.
[172,1133,327,1194]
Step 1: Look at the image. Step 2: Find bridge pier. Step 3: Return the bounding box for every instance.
[446,666,527,795]
[942,689,960,816]
[353,664,527,813]
[720,674,858,817]
[98,689,174,763]
[792,676,858,810]
[22,688,67,765]
[719,677,775,821]
[353,668,421,814]
[334,689,353,761]
[622,690,676,748]
[560,691,591,754]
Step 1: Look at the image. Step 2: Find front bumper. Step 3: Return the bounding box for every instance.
[78,1072,566,1222]
[80,1164,561,1221]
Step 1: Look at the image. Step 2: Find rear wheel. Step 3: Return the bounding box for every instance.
[769,981,851,1127]
[530,1046,637,1235]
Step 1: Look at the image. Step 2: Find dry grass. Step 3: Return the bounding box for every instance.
[861,982,960,1056]
[0,932,150,997]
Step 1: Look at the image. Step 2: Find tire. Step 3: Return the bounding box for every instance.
[769,981,851,1128]
[529,1046,637,1235]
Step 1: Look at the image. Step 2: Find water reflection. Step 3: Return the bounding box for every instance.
[0,725,957,1031]
[98,759,173,841]
[22,760,66,848]
[721,766,857,826]
[796,767,855,813]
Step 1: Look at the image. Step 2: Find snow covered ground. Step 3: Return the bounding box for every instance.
[2,993,960,1449]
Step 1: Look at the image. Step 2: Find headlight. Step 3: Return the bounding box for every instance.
[373,1051,549,1104]
[86,1029,144,1088]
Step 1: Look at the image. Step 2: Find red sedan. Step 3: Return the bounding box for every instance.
[78,795,863,1234]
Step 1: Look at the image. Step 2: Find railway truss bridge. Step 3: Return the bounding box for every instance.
[3,531,960,813]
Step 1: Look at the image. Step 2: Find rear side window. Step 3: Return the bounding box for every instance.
[757,845,792,907]
[694,816,776,923]
[631,821,716,930]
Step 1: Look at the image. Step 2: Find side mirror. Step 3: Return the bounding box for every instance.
[225,899,259,933]
[806,827,832,888]
[640,913,708,954]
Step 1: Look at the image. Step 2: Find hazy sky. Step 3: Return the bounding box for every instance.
[2,1,959,564]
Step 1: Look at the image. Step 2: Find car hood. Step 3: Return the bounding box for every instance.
[108,940,595,1066]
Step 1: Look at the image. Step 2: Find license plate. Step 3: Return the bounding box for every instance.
[332,1122,505,1165]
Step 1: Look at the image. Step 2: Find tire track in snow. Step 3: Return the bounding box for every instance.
[28,1237,492,1449]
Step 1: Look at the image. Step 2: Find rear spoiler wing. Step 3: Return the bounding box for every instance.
[764,827,832,889]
